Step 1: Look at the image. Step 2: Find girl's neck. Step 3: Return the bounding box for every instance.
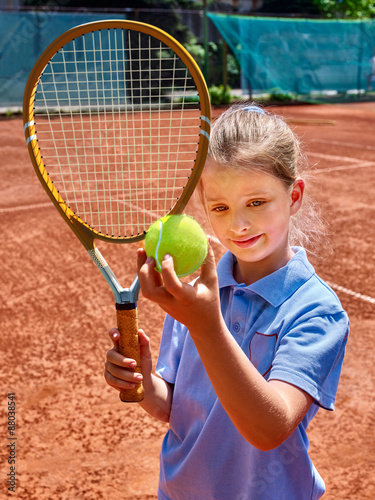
[233,245,295,286]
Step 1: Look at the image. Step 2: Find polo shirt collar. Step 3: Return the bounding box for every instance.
[217,247,315,307]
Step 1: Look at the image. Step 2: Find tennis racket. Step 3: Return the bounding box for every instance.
[23,20,210,403]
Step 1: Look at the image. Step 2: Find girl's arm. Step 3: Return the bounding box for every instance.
[187,318,313,451]
[138,245,313,451]
[105,328,173,423]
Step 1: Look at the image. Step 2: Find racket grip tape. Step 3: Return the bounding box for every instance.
[116,303,144,403]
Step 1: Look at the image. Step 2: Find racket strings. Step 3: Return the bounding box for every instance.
[34,27,202,238]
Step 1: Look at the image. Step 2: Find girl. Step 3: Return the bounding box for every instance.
[105,103,349,499]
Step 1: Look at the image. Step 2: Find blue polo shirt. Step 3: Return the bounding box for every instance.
[156,247,349,500]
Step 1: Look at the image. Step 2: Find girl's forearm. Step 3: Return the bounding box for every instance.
[138,373,173,423]
[188,317,309,451]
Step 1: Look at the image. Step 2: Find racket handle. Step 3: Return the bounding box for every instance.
[116,303,144,402]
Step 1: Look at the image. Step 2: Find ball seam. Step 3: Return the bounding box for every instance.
[154,220,164,270]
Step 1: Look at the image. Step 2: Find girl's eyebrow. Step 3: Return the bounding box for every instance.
[205,195,223,202]
[206,190,271,202]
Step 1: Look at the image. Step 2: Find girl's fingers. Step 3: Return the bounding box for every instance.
[160,255,185,297]
[138,252,165,299]
[136,247,148,272]
[108,328,120,350]
[106,328,150,371]
[138,328,152,368]
[106,300,152,393]
[107,329,138,368]
[199,240,218,286]
[106,348,137,369]
[137,329,153,380]
[138,328,151,356]
[137,238,218,309]
[104,367,141,391]
[137,247,163,287]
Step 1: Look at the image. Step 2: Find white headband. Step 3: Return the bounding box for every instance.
[242,105,266,115]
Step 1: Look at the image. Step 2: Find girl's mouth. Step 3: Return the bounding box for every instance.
[231,234,262,248]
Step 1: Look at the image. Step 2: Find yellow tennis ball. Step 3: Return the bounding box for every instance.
[145,214,208,277]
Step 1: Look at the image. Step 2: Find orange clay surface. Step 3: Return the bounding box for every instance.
[1,103,375,499]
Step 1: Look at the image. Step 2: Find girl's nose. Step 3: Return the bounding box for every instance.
[230,210,250,234]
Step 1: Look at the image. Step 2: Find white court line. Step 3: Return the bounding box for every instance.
[0,202,52,213]
[307,148,375,173]
[310,138,375,152]
[326,282,375,305]
[0,199,161,217]
[316,161,375,173]
[308,151,365,163]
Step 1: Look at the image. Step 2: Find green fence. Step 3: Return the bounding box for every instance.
[3,11,375,109]
[208,13,375,101]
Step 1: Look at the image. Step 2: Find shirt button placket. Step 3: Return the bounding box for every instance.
[231,287,246,338]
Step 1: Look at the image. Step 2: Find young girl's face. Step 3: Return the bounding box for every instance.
[201,162,304,284]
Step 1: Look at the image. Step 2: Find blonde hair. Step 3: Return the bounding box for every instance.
[199,102,325,251]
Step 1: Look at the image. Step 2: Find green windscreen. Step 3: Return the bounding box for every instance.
[208,13,375,102]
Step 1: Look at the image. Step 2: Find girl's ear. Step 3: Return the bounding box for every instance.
[290,178,305,215]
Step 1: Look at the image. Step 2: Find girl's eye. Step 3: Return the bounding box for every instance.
[212,205,227,212]
[249,200,263,207]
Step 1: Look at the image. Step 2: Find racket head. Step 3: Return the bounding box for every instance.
[23,20,211,249]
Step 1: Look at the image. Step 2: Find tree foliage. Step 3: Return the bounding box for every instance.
[22,0,201,45]
[312,0,375,18]
[22,0,202,9]
[258,0,319,16]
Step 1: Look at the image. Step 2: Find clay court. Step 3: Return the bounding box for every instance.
[1,102,374,499]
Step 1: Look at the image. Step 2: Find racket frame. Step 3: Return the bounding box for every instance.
[23,19,211,401]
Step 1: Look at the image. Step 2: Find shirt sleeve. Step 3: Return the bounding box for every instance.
[268,311,349,410]
[155,314,189,385]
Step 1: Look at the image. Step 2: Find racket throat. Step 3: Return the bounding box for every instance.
[87,247,140,304]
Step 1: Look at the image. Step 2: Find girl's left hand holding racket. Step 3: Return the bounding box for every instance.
[105,310,173,421]
[105,327,151,395]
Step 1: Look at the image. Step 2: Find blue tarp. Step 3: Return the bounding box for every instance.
[0,11,125,109]
[208,13,375,97]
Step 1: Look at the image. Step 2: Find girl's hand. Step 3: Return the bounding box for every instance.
[137,241,222,332]
[104,328,152,394]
